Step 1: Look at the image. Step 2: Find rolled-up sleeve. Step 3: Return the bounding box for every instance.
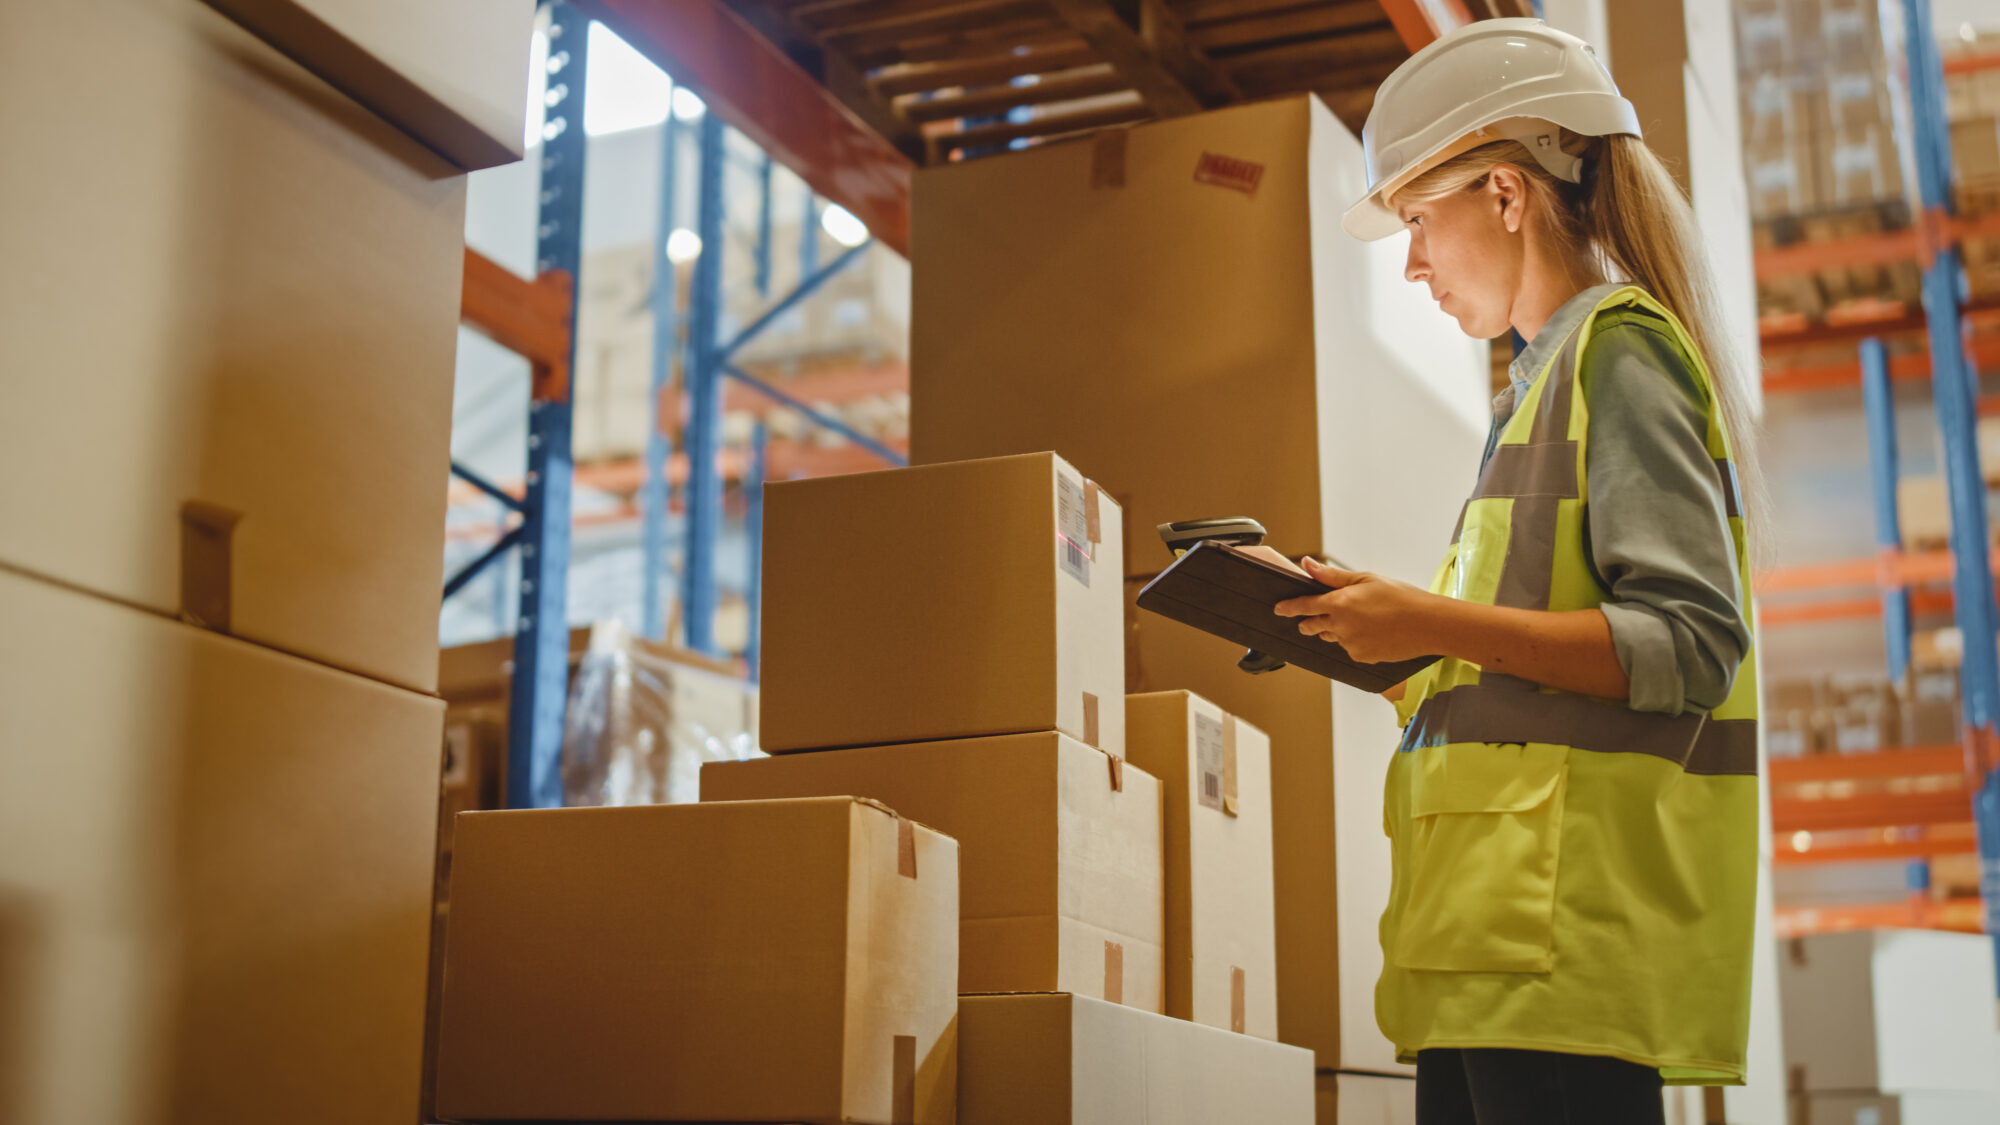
[1581,318,1751,715]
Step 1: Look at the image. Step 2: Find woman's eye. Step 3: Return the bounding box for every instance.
[1406,215,1424,228]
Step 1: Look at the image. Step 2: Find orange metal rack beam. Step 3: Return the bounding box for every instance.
[591,0,914,256]
[459,247,574,403]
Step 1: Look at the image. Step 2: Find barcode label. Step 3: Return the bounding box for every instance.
[1057,473,1092,586]
[1195,714,1225,811]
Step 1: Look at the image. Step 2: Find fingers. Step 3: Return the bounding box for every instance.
[1301,556,1363,587]
[1273,591,1341,618]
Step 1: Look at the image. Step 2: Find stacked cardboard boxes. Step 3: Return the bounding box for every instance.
[432,797,962,1123]
[1781,931,2000,1123]
[1735,0,1918,220]
[0,1,529,1121]
[702,450,1313,1119]
[907,94,1487,1109]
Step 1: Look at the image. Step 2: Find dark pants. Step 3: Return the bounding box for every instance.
[1416,1048,1666,1125]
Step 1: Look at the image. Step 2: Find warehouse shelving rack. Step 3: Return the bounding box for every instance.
[443,0,904,810]
[1746,5,2000,972]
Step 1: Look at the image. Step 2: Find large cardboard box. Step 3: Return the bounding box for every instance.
[1779,930,2000,1095]
[703,731,1163,1007]
[957,993,1314,1124]
[1799,1091,2000,1125]
[434,797,960,1124]
[198,0,534,170]
[1,0,468,693]
[910,95,1491,577]
[1127,579,1411,1072]
[1316,1072,1417,1125]
[0,567,444,1125]
[761,452,1125,755]
[1125,691,1278,1038]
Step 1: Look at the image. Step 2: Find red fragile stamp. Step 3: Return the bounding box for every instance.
[1193,152,1265,196]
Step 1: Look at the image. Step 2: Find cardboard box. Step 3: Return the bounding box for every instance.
[434,797,959,1124]
[1956,117,2000,188]
[1779,930,2000,1095]
[198,0,533,170]
[1125,691,1278,1038]
[703,731,1163,1007]
[1316,1072,1417,1125]
[1800,1091,2000,1125]
[761,452,1125,755]
[957,993,1314,1124]
[909,95,1491,580]
[1,0,468,693]
[1127,580,1408,1072]
[0,566,443,1125]
[1898,475,1952,551]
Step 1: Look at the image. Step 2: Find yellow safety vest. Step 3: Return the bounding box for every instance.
[1380,285,1760,1085]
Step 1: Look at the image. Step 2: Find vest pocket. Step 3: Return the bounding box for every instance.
[1390,741,1568,974]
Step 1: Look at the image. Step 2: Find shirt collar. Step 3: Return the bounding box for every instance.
[1506,283,1625,395]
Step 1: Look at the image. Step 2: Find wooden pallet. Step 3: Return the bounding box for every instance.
[725,0,1532,162]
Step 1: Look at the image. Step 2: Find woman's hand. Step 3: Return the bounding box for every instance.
[1273,558,1442,665]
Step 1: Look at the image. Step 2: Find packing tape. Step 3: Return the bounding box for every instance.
[1106,752,1123,793]
[897,817,917,879]
[1230,966,1246,1034]
[892,1034,917,1125]
[1083,479,1102,544]
[1222,714,1240,818]
[1702,1087,1727,1125]
[179,501,243,632]
[1091,128,1126,190]
[1104,941,1124,1004]
[1083,691,1101,749]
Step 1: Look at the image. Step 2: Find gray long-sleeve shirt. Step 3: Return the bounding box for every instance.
[1486,284,1751,715]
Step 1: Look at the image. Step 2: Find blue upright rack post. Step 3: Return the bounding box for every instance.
[679,110,728,656]
[642,111,683,641]
[1860,337,1914,682]
[1902,0,2000,978]
[744,419,768,683]
[505,0,589,810]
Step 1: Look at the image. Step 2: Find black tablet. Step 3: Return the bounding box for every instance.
[1135,541,1440,693]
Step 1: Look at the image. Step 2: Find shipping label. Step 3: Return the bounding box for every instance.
[1057,473,1092,586]
[1196,713,1225,811]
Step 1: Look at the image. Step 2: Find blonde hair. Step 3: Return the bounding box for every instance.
[1394,132,1769,559]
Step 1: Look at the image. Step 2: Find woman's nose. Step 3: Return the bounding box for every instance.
[1404,241,1429,284]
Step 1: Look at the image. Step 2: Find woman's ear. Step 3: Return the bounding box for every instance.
[1489,165,1528,234]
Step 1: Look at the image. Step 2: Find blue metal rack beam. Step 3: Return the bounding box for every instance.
[1859,338,1912,682]
[744,419,768,683]
[724,364,908,468]
[1899,0,2000,980]
[721,239,872,365]
[679,110,729,656]
[642,111,683,641]
[505,0,590,810]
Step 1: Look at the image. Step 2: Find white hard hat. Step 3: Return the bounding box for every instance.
[1342,18,1642,241]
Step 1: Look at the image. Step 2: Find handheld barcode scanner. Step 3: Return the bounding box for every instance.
[1156,518,1289,675]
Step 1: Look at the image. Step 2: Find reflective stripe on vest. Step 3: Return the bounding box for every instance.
[1401,287,1759,766]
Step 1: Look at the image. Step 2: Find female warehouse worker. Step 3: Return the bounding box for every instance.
[1270,19,1761,1125]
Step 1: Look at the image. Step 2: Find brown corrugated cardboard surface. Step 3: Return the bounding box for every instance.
[1127,578,1413,1074]
[761,452,1125,755]
[0,565,443,1125]
[910,95,1489,580]
[1,0,467,693]
[198,0,534,170]
[703,731,1162,1009]
[957,993,1314,1123]
[434,797,959,1124]
[1125,691,1278,1039]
